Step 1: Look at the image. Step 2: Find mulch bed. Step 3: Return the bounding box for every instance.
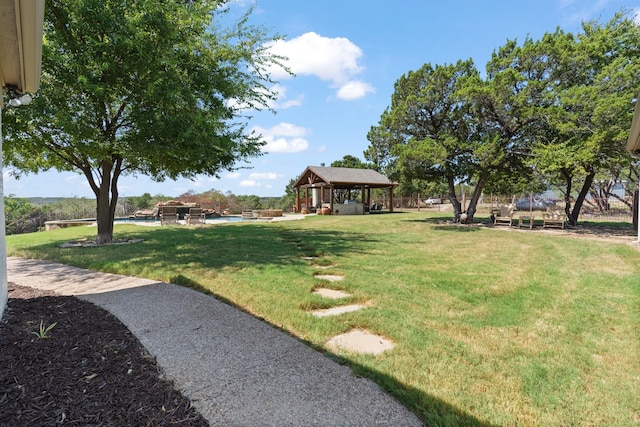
[0,283,209,427]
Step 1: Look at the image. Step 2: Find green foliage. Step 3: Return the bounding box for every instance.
[32,320,58,339]
[367,60,480,219]
[127,193,153,211]
[4,196,47,235]
[277,176,299,211]
[330,155,373,169]
[2,0,286,243]
[234,195,262,211]
[529,13,640,224]
[368,10,639,224]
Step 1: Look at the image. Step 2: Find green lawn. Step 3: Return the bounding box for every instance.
[7,213,640,426]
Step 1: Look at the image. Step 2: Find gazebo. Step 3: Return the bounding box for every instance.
[293,166,398,215]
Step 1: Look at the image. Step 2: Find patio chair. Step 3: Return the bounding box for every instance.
[493,204,515,226]
[160,206,179,225]
[185,207,206,225]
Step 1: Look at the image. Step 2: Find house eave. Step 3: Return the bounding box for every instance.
[0,0,45,104]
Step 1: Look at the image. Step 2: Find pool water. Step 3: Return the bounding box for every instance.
[114,215,246,224]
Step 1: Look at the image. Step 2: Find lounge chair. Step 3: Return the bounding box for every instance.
[160,206,179,225]
[494,204,515,226]
[187,207,205,224]
[185,207,206,225]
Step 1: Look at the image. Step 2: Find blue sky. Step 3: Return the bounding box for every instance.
[3,0,639,199]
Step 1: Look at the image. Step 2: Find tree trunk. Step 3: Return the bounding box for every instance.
[465,172,488,223]
[561,168,573,224]
[446,175,462,222]
[95,161,114,244]
[568,167,596,226]
[95,194,113,244]
[85,158,123,245]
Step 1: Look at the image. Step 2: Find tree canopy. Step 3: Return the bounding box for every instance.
[2,0,285,243]
[367,11,640,224]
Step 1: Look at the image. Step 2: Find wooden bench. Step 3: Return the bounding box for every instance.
[543,209,566,229]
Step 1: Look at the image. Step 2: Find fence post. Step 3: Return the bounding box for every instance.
[633,190,639,242]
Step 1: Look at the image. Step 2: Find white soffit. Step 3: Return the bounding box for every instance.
[0,0,45,94]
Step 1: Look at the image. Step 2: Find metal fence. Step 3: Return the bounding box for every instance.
[390,194,635,223]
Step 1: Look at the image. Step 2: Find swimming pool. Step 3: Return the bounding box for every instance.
[114,215,247,224]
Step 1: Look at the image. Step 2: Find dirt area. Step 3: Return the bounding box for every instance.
[0,283,208,426]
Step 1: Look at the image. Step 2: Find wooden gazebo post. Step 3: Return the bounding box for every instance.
[329,185,334,213]
[305,187,310,212]
[389,187,395,213]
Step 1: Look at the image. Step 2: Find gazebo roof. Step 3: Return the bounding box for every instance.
[293,166,398,189]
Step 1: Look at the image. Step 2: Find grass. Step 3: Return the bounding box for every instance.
[7,213,640,426]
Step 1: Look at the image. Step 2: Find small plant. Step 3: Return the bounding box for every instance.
[32,320,58,339]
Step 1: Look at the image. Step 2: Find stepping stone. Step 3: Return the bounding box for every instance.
[312,264,337,270]
[312,304,366,318]
[312,288,351,299]
[326,330,394,355]
[314,274,344,282]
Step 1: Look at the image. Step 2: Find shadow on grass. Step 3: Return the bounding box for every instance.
[400,216,485,233]
[347,363,496,427]
[433,225,483,232]
[168,274,494,426]
[400,215,452,225]
[13,223,381,273]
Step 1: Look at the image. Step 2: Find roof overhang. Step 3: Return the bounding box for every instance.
[293,166,398,190]
[627,91,640,158]
[0,0,45,106]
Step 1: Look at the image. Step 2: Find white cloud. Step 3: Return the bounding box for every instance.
[225,172,241,179]
[633,8,640,25]
[264,137,308,153]
[248,172,280,180]
[240,180,272,189]
[336,80,376,100]
[267,32,374,100]
[253,122,310,153]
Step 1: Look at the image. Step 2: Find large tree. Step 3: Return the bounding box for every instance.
[2,0,284,243]
[531,14,640,225]
[460,35,556,218]
[366,60,479,221]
